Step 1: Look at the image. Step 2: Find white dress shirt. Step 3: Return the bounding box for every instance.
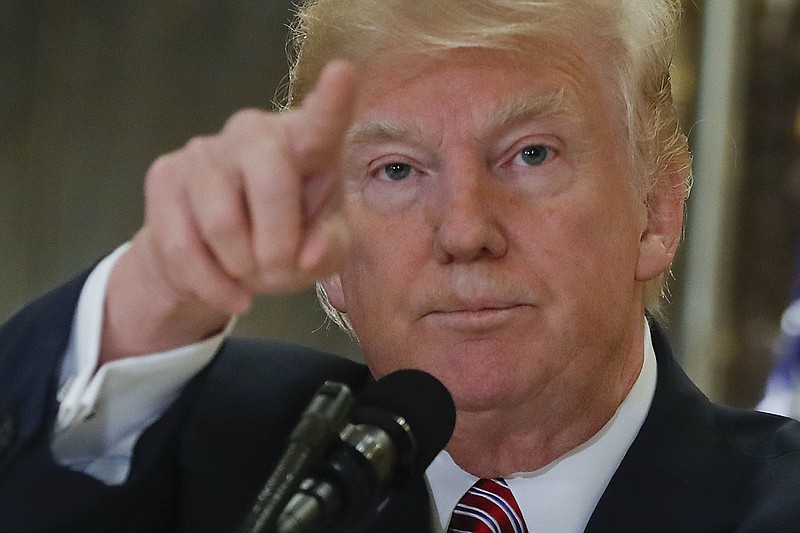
[53,248,657,531]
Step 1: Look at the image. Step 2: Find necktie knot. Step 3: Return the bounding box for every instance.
[447,478,529,533]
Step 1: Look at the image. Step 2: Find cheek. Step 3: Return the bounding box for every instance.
[339,203,446,376]
[343,188,433,270]
[338,208,423,324]
[531,188,642,297]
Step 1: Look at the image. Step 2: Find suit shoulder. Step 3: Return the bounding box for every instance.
[0,271,88,392]
[209,336,369,398]
[713,403,800,460]
[712,407,800,529]
[185,336,371,427]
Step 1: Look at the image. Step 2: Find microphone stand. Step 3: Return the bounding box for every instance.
[238,381,354,533]
[240,369,456,533]
[275,417,402,533]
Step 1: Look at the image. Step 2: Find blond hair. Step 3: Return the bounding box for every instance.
[284,0,692,331]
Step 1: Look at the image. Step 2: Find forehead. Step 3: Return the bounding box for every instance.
[347,44,618,142]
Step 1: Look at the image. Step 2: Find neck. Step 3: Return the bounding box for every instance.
[445,319,646,478]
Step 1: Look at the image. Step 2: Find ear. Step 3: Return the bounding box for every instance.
[635,172,686,282]
[320,273,347,312]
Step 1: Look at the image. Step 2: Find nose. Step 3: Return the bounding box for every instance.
[431,165,508,264]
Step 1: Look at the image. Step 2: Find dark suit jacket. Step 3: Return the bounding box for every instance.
[1,273,800,532]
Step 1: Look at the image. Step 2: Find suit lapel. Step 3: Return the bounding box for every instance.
[585,325,741,532]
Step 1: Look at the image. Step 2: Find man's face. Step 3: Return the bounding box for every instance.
[324,43,667,412]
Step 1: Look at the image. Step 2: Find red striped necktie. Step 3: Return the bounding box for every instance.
[447,478,529,533]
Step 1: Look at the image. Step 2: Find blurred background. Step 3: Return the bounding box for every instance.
[2,0,800,409]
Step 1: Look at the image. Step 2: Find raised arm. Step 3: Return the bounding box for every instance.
[100,62,356,364]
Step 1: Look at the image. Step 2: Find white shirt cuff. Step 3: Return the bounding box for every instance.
[52,243,235,485]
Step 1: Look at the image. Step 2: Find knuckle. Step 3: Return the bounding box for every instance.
[144,153,180,195]
[203,203,245,239]
[145,137,214,197]
[158,234,193,272]
[223,108,271,134]
[183,135,215,160]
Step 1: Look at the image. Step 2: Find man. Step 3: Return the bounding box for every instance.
[2,0,800,531]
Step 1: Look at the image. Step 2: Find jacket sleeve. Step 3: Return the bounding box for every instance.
[0,271,90,475]
[0,269,202,532]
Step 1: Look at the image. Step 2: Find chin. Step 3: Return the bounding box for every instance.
[365,344,528,408]
[441,371,522,412]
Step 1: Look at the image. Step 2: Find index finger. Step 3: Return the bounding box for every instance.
[287,60,358,173]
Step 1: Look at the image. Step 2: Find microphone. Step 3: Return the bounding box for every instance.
[239,381,355,533]
[275,369,456,533]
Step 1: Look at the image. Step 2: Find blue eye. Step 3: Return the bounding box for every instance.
[520,145,549,166]
[383,163,412,181]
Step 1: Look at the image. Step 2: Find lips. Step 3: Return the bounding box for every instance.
[422,300,533,331]
[414,272,540,330]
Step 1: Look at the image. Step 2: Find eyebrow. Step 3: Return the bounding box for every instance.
[486,89,579,133]
[345,121,419,147]
[345,89,581,147]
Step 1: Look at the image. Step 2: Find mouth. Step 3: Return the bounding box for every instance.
[423,302,532,331]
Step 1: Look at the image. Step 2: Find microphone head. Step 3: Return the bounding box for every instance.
[353,369,455,476]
